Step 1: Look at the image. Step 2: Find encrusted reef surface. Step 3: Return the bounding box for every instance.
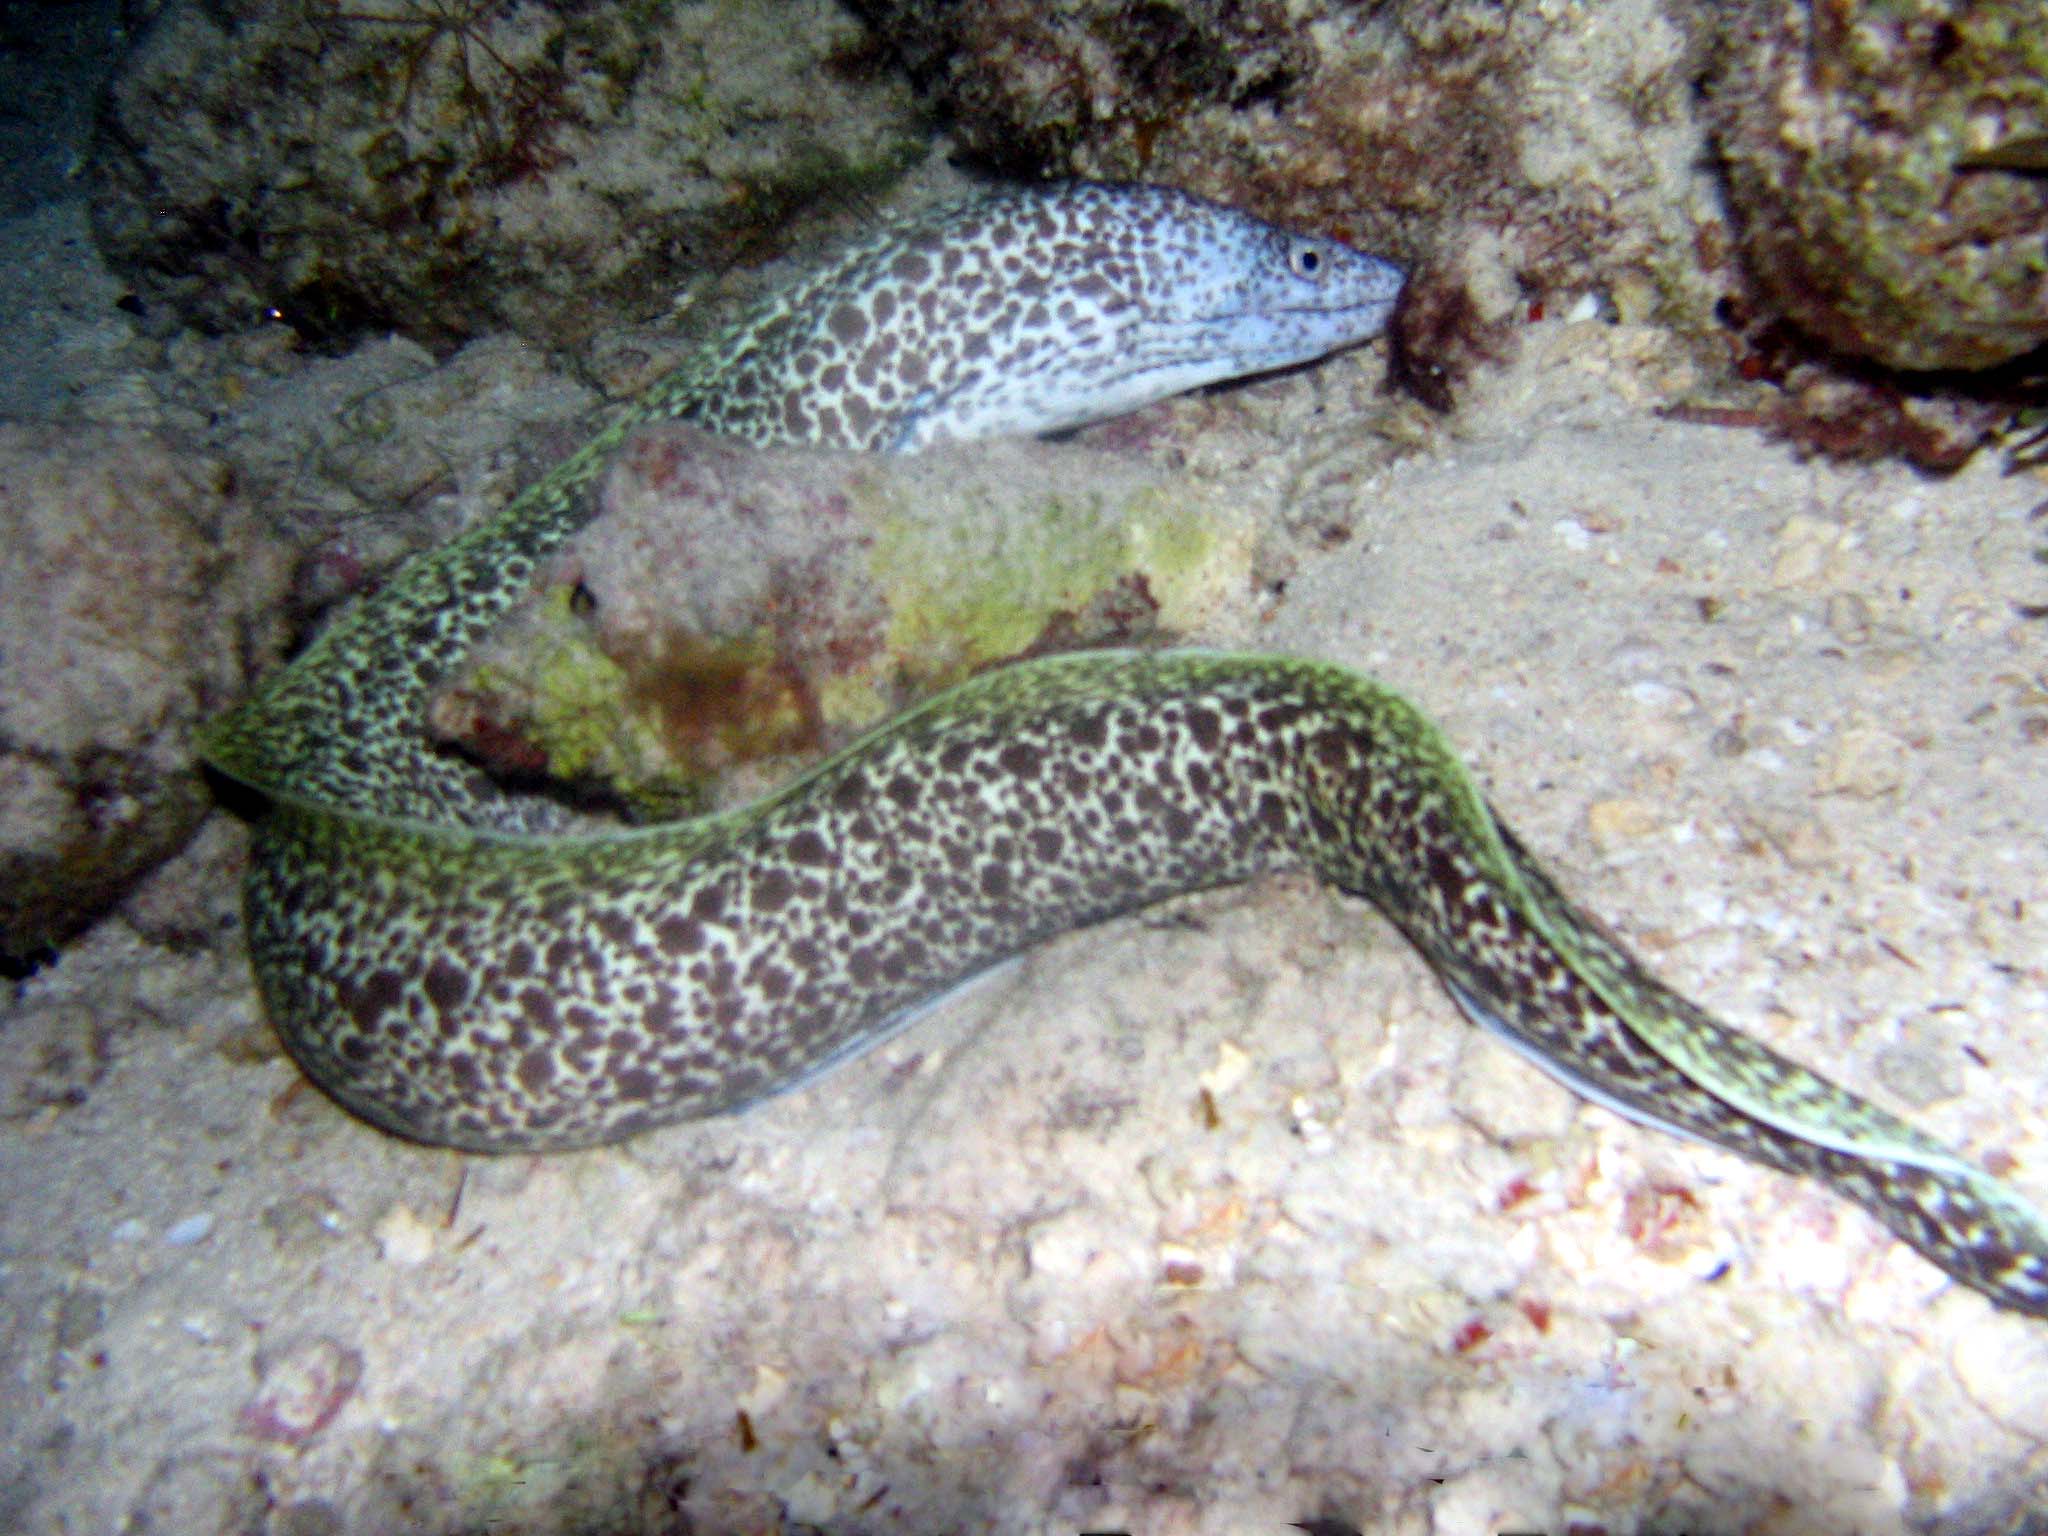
[93,0,2048,385]
[90,0,930,349]
[1706,0,2048,372]
[851,0,2048,386]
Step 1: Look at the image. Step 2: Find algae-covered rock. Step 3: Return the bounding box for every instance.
[90,0,931,351]
[434,424,1278,815]
[1706,0,2048,372]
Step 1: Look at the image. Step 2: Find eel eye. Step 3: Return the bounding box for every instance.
[1290,243,1324,278]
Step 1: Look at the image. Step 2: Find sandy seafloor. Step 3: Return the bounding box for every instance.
[5,197,2048,1535]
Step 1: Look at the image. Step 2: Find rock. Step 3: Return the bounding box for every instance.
[89,0,930,351]
[434,424,1269,815]
[1705,0,2048,371]
[0,423,289,965]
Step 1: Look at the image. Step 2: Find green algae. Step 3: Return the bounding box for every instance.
[867,482,1231,689]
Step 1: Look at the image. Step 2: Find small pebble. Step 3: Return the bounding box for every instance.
[372,1204,436,1265]
[1824,591,1873,645]
[1813,724,1908,798]
[1585,797,1657,853]
[1197,1039,1251,1099]
[1769,514,1843,588]
[1872,1020,1965,1111]
[163,1213,215,1247]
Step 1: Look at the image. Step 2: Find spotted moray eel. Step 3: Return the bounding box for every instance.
[197,181,2048,1317]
